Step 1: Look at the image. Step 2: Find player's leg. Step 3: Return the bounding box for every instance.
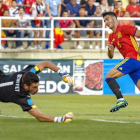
[106,68,128,112]
[106,58,133,112]
[136,79,140,90]
[105,68,124,98]
[129,70,140,91]
[87,30,93,49]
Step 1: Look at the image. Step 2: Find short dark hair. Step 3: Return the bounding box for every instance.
[62,10,68,13]
[3,9,9,14]
[79,6,85,11]
[102,12,117,19]
[12,0,17,2]
[22,72,39,86]
[117,0,122,3]
[18,7,25,11]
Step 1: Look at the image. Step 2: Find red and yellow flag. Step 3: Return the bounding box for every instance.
[54,28,65,48]
[1,30,6,45]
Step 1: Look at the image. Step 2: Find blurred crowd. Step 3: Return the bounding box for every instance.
[0,0,140,49]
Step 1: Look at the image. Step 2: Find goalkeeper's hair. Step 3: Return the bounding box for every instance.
[102,12,117,19]
[22,72,39,86]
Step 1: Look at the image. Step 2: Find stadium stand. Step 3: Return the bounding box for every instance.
[0,0,139,56]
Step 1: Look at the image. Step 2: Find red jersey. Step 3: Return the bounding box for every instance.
[108,25,140,60]
[126,4,140,17]
[24,0,35,14]
[0,4,8,16]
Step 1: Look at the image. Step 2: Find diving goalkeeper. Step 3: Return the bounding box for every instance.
[0,61,73,123]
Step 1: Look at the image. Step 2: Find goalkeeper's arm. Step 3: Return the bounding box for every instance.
[28,108,73,123]
[35,61,73,86]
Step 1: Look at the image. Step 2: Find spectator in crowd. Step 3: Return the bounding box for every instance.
[2,9,20,48]
[15,7,33,49]
[45,0,61,49]
[61,0,70,15]
[3,0,12,8]
[9,0,19,16]
[108,0,114,10]
[76,0,81,4]
[96,0,101,4]
[24,0,36,16]
[119,11,135,26]
[85,0,96,16]
[100,0,109,13]
[61,0,66,16]
[66,0,80,17]
[137,0,140,5]
[75,7,93,49]
[31,0,46,49]
[59,10,75,40]
[17,0,24,7]
[92,6,102,49]
[0,0,8,16]
[80,0,88,7]
[126,0,140,25]
[113,1,126,17]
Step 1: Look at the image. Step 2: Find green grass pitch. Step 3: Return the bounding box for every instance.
[1,95,140,140]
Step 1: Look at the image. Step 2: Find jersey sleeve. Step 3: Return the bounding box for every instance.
[21,65,41,74]
[17,96,37,111]
[121,25,137,36]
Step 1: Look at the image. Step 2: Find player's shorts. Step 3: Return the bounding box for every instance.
[114,57,140,85]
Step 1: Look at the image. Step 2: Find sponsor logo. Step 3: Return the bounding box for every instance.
[15,74,22,92]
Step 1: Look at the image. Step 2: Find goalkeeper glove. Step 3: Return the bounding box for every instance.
[58,70,73,86]
[54,112,74,123]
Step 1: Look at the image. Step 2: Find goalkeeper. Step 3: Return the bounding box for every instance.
[0,61,73,123]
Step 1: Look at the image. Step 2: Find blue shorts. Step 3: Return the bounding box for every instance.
[94,30,102,36]
[114,57,140,85]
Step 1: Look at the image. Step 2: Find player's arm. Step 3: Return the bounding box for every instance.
[108,42,115,59]
[35,61,73,86]
[36,61,59,72]
[28,108,73,123]
[58,4,61,17]
[134,29,140,38]
[75,20,84,28]
[28,108,54,122]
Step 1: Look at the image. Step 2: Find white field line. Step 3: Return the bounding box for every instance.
[91,119,140,124]
[1,115,140,125]
[0,115,34,119]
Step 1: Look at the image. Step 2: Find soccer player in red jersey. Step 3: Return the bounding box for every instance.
[102,12,140,112]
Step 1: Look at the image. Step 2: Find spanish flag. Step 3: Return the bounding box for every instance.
[54,28,65,48]
[1,30,6,45]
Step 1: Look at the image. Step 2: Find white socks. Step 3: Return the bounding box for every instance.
[54,117,63,123]
[118,98,124,101]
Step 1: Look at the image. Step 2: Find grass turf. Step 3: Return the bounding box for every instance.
[1,95,140,140]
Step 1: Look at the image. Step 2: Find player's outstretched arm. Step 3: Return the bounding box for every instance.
[36,61,59,72]
[108,42,115,59]
[28,108,73,123]
[28,108,54,122]
[36,61,73,86]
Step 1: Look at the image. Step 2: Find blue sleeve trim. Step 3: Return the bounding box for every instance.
[30,68,36,73]
[134,28,138,36]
